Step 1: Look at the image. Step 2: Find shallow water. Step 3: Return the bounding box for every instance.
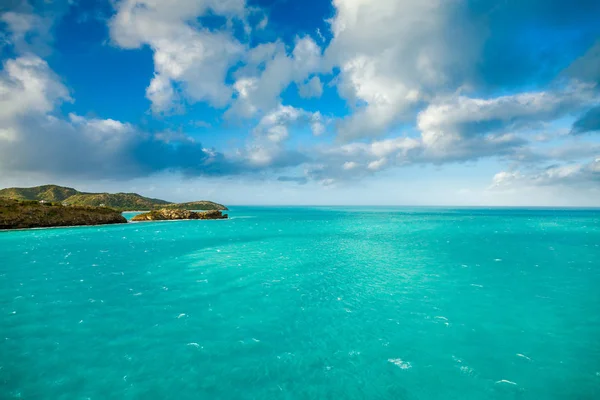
[1,207,600,399]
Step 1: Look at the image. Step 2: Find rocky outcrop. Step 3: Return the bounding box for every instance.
[0,199,127,230]
[131,208,228,222]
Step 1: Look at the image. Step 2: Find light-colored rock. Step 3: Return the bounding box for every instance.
[131,209,228,222]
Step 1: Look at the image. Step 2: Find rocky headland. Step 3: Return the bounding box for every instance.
[131,209,228,222]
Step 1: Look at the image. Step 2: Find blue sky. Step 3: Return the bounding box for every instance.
[0,0,599,206]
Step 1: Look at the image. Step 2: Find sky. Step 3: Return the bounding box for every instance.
[0,0,599,206]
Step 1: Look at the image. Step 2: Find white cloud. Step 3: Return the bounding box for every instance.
[0,57,168,177]
[326,0,482,140]
[245,145,277,167]
[1,7,53,55]
[325,136,421,159]
[109,0,247,113]
[305,136,422,182]
[0,55,71,121]
[3,54,593,188]
[110,0,324,118]
[0,53,309,180]
[311,113,326,136]
[298,76,323,99]
[254,104,327,143]
[343,161,358,170]
[257,16,268,30]
[228,36,323,117]
[265,125,288,143]
[412,85,600,162]
[490,171,523,188]
[418,85,598,143]
[367,158,387,171]
[490,158,600,189]
[146,73,180,114]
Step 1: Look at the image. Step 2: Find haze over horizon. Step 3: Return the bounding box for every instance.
[1,0,600,206]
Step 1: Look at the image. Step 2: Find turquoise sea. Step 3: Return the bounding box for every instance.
[1,207,599,399]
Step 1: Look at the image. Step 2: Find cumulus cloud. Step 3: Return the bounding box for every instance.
[2,114,234,178]
[367,158,387,171]
[109,0,247,113]
[325,0,482,140]
[0,55,71,122]
[303,129,526,185]
[228,36,323,118]
[254,104,326,143]
[0,54,307,180]
[323,0,600,141]
[418,85,597,140]
[305,83,600,184]
[415,85,599,162]
[305,136,422,184]
[109,0,325,118]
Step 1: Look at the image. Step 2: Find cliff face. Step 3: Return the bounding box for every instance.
[0,199,127,230]
[131,209,228,221]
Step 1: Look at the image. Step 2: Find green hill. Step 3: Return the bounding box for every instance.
[0,185,79,202]
[64,193,170,210]
[0,185,227,212]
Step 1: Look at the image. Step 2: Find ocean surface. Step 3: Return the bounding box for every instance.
[1,207,599,399]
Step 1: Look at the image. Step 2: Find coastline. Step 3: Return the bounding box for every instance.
[1,216,231,232]
[1,210,230,232]
[0,221,130,233]
[129,218,230,223]
[123,209,225,213]
[0,198,127,231]
[130,209,227,222]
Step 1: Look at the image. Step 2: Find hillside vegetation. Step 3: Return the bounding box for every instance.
[0,199,127,230]
[64,193,170,210]
[0,185,79,202]
[0,185,227,211]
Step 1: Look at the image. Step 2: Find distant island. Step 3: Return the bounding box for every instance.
[0,185,229,230]
[0,198,127,230]
[0,184,227,211]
